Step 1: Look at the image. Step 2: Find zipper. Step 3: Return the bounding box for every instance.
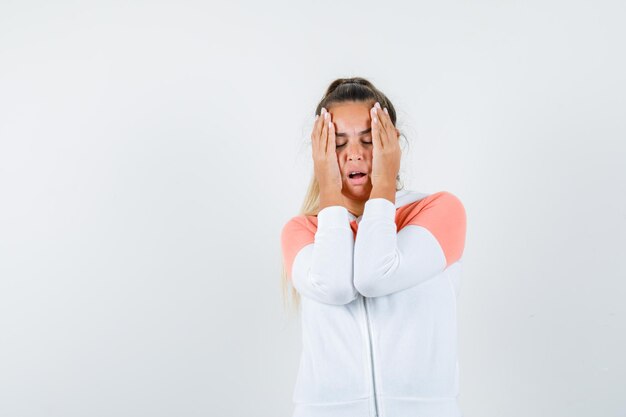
[362,295,380,417]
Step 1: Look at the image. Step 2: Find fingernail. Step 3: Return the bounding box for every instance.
[384,107,388,114]
[321,107,326,114]
[315,115,319,120]
[325,112,329,119]
[375,102,381,109]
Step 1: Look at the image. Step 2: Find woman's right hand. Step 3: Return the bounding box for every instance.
[312,107,343,194]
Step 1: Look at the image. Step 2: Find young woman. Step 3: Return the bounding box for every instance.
[280,77,467,417]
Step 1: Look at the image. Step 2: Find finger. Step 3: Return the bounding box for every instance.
[371,105,384,150]
[376,103,394,145]
[384,112,400,144]
[373,105,389,149]
[311,114,321,156]
[320,110,329,154]
[378,113,390,147]
[376,103,391,127]
[312,108,326,153]
[311,116,320,156]
[327,116,336,155]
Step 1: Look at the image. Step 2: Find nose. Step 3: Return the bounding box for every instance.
[346,143,365,161]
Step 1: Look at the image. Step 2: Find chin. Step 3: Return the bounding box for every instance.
[343,183,372,198]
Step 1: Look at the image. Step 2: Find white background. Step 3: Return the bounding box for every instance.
[1,1,625,416]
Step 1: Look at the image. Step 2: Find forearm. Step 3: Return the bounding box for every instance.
[353,191,466,298]
[319,186,344,211]
[369,182,396,204]
[292,206,357,304]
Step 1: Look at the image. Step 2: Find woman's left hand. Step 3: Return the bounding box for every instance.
[370,102,401,188]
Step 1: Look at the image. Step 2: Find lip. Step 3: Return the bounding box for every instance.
[347,173,368,186]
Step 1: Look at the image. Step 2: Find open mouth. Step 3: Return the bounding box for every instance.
[348,172,367,179]
[347,171,368,185]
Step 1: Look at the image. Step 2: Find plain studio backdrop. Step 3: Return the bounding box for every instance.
[1,1,625,416]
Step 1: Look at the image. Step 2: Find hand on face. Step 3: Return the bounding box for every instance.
[370,102,401,188]
[311,107,342,192]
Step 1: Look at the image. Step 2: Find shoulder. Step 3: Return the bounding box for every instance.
[280,215,319,279]
[397,190,467,265]
[397,190,466,222]
[281,214,318,233]
[424,191,465,216]
[280,215,318,248]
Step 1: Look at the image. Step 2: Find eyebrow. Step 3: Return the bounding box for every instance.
[335,128,372,137]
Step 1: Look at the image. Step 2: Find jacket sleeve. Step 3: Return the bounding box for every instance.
[353,191,466,298]
[280,206,358,305]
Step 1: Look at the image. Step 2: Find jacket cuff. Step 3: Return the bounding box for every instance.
[317,206,351,229]
[363,198,396,220]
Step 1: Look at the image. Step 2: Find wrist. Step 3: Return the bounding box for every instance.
[319,188,344,211]
[370,182,396,203]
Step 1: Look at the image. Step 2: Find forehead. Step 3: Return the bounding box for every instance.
[328,101,373,131]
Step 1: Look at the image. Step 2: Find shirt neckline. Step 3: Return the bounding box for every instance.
[347,189,411,223]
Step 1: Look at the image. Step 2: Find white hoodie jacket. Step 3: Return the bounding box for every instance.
[280,188,467,417]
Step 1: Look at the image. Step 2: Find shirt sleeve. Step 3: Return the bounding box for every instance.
[280,206,358,305]
[353,191,467,298]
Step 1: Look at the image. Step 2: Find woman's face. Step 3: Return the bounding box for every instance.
[328,100,375,202]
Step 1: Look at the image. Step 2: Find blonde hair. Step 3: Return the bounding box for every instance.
[281,77,406,316]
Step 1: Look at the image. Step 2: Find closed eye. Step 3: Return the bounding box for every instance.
[336,141,372,148]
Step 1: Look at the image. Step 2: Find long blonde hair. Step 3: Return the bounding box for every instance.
[281,77,406,316]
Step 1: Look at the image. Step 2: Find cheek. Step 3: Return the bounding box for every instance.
[335,152,343,165]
